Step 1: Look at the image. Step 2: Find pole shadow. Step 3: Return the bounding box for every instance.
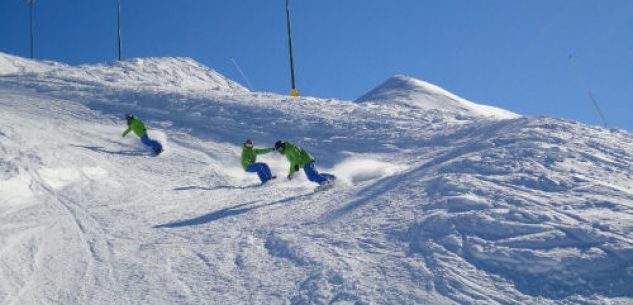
[71,144,149,156]
[153,201,262,229]
[153,189,314,229]
[172,185,256,191]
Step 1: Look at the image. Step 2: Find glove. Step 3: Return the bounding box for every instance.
[294,165,300,172]
[287,174,293,181]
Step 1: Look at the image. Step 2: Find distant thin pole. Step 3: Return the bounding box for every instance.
[28,0,34,59]
[116,0,123,60]
[285,0,298,96]
[568,55,608,128]
[230,58,255,91]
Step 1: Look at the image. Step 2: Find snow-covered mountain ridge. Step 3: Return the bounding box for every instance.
[0,52,63,75]
[1,53,632,305]
[0,52,246,93]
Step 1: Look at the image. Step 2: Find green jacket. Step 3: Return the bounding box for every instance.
[282,142,314,177]
[122,118,147,137]
[241,144,273,170]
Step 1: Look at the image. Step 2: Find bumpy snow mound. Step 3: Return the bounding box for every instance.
[400,117,633,302]
[0,52,63,75]
[41,57,248,92]
[356,75,518,120]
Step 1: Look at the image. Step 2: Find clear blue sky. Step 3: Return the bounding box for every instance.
[2,1,632,130]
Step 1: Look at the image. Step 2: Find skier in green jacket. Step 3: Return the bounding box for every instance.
[122,114,163,154]
[274,140,336,186]
[241,139,276,184]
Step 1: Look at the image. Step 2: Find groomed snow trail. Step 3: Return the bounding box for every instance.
[1,53,632,305]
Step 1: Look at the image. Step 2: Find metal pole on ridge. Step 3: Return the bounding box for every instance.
[231,58,255,91]
[568,55,609,128]
[285,0,299,97]
[116,0,123,61]
[27,0,35,59]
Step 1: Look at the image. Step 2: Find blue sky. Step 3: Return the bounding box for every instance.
[2,1,632,130]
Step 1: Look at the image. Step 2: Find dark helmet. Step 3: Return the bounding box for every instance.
[274,140,286,153]
[125,113,134,121]
[244,139,253,148]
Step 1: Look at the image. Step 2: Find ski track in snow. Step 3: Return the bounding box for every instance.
[1,53,633,305]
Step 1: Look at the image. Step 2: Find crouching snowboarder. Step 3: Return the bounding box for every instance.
[241,139,276,185]
[122,114,163,155]
[274,140,336,188]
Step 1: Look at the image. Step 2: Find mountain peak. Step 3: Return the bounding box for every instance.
[356,75,518,120]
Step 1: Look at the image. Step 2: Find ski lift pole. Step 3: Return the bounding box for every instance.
[568,55,608,128]
[116,0,123,61]
[285,0,299,97]
[28,0,35,59]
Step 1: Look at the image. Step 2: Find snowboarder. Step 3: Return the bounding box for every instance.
[241,139,276,185]
[274,140,336,187]
[122,114,163,155]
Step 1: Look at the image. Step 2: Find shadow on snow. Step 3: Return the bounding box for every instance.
[153,201,259,229]
[172,185,256,191]
[153,191,315,229]
[71,144,150,156]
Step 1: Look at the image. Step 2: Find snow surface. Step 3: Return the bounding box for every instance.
[1,52,633,305]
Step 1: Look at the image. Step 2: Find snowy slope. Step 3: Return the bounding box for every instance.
[1,53,633,305]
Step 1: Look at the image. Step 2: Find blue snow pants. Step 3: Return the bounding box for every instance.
[303,161,336,184]
[140,135,163,153]
[246,163,273,184]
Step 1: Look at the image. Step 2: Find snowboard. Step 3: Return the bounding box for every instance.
[315,179,336,192]
[260,176,277,186]
[153,147,164,156]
